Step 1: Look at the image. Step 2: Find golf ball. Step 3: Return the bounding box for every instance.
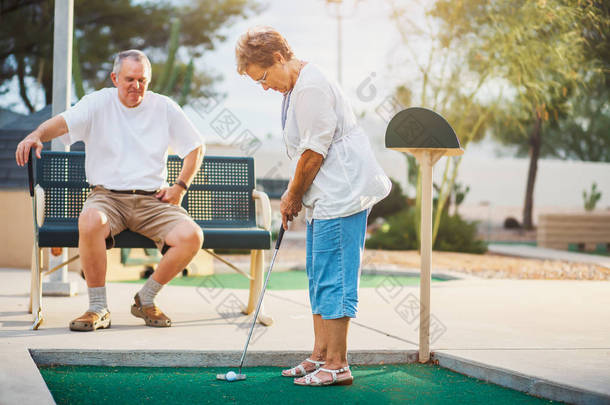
[226,371,237,381]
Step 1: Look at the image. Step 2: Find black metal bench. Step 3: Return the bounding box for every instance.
[28,150,273,330]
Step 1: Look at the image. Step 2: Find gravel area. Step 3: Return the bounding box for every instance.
[360,249,610,281]
[216,246,610,281]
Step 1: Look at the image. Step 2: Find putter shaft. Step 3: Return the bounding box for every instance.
[238,227,285,373]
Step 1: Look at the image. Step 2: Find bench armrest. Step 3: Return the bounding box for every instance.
[34,185,45,228]
[252,190,272,230]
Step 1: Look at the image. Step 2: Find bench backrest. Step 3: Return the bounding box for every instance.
[34,151,257,228]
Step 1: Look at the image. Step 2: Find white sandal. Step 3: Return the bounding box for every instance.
[281,358,325,377]
[294,365,353,386]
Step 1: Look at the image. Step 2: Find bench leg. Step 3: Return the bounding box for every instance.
[242,249,273,326]
[29,244,44,330]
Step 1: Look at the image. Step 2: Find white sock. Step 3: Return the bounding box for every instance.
[138,277,163,306]
[88,286,108,316]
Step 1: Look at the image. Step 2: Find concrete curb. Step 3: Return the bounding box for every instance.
[361,267,472,281]
[433,351,610,405]
[0,348,55,405]
[30,349,419,368]
[488,244,610,269]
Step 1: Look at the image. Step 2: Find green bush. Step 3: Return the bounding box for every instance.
[367,178,409,224]
[434,213,487,253]
[367,209,419,250]
[366,208,487,254]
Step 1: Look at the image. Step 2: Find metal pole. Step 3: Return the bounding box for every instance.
[51,0,73,134]
[418,151,433,363]
[326,0,343,85]
[45,0,76,296]
[337,10,342,85]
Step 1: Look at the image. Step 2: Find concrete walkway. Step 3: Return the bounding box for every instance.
[0,268,609,404]
[488,243,610,268]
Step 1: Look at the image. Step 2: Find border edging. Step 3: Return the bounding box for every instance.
[432,351,610,405]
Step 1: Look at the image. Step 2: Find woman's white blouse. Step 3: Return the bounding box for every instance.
[282,64,391,220]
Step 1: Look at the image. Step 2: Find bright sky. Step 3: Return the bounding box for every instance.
[3,0,609,208]
[187,0,403,143]
[185,0,510,160]
[0,0,517,161]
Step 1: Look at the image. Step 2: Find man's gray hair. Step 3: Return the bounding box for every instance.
[112,49,152,80]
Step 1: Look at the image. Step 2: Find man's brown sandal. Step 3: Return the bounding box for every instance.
[131,293,171,327]
[69,311,111,331]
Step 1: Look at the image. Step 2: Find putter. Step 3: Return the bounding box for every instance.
[217,226,285,382]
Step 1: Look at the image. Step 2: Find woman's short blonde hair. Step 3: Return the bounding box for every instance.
[235,26,294,74]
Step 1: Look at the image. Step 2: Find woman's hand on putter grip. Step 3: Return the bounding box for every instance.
[280,190,302,229]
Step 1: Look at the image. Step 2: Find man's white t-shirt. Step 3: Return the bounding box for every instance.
[60,88,203,191]
[282,64,392,220]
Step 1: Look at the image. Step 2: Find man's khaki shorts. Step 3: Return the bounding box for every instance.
[82,186,198,251]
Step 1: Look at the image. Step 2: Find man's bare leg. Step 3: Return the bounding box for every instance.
[70,208,112,331]
[78,208,111,287]
[152,220,203,284]
[131,220,202,327]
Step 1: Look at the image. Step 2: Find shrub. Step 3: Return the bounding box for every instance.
[368,178,409,224]
[503,217,521,229]
[366,208,487,254]
[434,213,487,253]
[366,209,419,250]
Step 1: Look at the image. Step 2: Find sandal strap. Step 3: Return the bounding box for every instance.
[287,358,324,376]
[305,358,325,367]
[318,366,350,383]
[286,364,306,376]
[319,365,350,373]
[304,369,323,384]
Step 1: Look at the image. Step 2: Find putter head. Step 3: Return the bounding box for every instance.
[216,373,246,381]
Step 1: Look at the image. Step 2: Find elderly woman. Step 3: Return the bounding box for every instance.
[235,27,391,386]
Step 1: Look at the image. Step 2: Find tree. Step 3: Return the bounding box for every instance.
[0,0,261,111]
[543,82,610,162]
[367,178,409,225]
[388,0,494,248]
[432,0,602,229]
[543,3,610,163]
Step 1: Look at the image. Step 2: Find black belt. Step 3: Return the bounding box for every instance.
[95,186,158,196]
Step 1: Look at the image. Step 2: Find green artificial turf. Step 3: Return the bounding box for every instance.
[39,364,556,405]
[115,271,445,290]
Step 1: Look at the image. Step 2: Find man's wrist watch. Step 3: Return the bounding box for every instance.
[175,179,188,191]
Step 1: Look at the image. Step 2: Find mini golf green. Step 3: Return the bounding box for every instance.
[116,271,446,290]
[39,364,553,404]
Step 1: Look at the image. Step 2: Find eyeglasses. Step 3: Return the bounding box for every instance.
[255,71,268,85]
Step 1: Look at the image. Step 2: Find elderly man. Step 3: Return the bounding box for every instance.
[15,50,204,331]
